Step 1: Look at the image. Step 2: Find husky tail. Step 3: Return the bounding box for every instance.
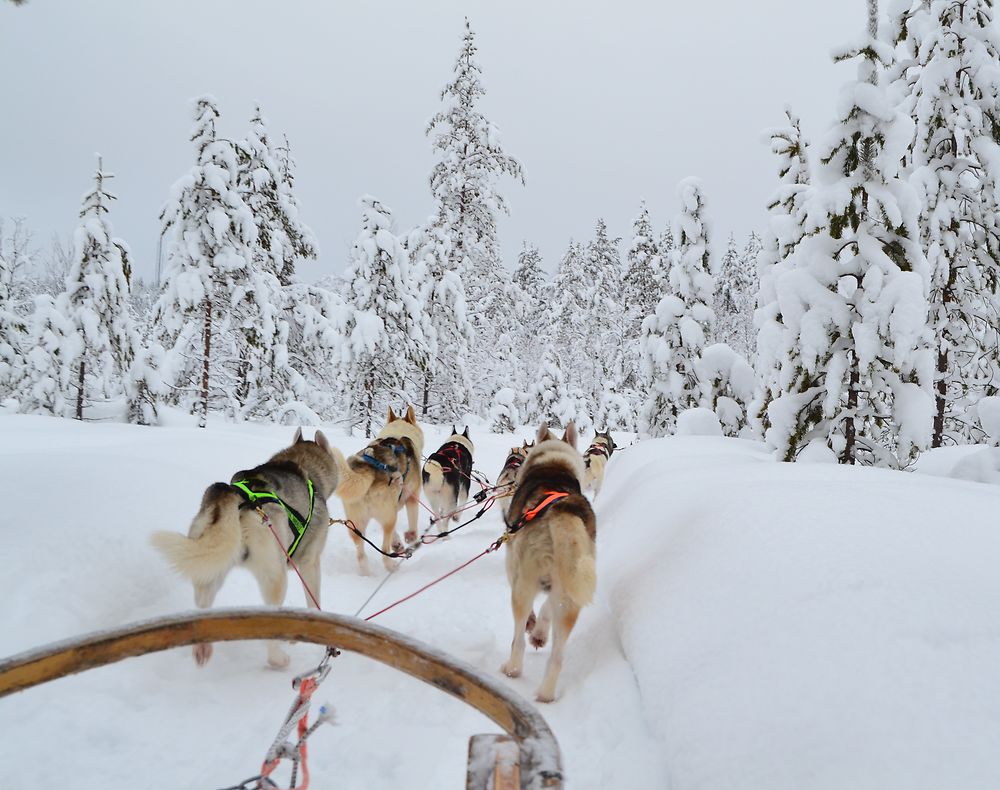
[329,445,373,502]
[550,512,597,607]
[422,459,444,496]
[151,483,243,585]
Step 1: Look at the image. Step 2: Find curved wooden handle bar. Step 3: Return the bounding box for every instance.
[0,608,562,785]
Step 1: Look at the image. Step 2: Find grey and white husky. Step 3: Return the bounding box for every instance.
[501,422,597,702]
[151,429,339,669]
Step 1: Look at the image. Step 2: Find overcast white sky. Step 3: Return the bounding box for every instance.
[0,1,864,283]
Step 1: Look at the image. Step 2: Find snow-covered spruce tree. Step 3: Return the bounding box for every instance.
[527,345,576,427]
[695,343,757,437]
[619,204,670,411]
[891,0,1000,446]
[512,241,546,305]
[155,95,259,427]
[580,218,624,409]
[764,2,933,466]
[426,18,523,406]
[739,232,762,354]
[548,239,588,389]
[639,178,715,437]
[61,156,137,420]
[283,280,349,422]
[657,223,675,273]
[231,106,324,420]
[752,108,813,439]
[622,201,668,339]
[507,242,547,418]
[18,295,75,416]
[406,217,474,422]
[337,196,428,437]
[241,105,318,287]
[0,234,27,401]
[488,386,520,432]
[713,234,753,360]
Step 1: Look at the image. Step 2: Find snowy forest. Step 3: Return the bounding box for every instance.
[3,3,1000,470]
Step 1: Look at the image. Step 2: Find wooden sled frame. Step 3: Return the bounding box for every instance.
[0,608,563,789]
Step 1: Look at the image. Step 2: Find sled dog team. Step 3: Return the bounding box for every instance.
[152,405,617,702]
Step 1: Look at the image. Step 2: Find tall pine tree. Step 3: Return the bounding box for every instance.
[155,95,258,427]
[426,18,523,407]
[62,156,136,419]
[892,0,1000,445]
[338,196,428,436]
[639,178,715,437]
[763,2,933,466]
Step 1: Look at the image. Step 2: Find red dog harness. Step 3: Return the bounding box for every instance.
[507,490,570,535]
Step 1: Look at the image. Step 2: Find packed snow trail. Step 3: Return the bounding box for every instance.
[0,415,665,789]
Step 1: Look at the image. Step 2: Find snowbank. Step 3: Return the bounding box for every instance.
[598,436,1000,789]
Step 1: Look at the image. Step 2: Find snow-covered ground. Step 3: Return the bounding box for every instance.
[2,414,1000,788]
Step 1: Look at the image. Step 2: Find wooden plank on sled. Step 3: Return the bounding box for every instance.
[467,734,520,790]
[0,607,562,787]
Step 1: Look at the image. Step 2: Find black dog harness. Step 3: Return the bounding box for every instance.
[232,478,315,559]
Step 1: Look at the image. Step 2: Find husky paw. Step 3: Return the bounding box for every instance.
[403,530,417,544]
[500,661,522,678]
[525,612,537,633]
[530,631,548,650]
[535,689,556,704]
[382,557,399,573]
[192,643,213,666]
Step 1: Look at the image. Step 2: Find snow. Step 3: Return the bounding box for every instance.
[4,415,1000,789]
[976,396,1000,444]
[675,406,723,437]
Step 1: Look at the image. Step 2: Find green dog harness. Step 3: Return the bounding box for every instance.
[232,478,315,559]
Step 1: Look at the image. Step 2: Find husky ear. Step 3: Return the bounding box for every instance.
[536,423,553,443]
[405,404,417,424]
[387,406,397,423]
[292,427,303,443]
[463,426,470,438]
[314,430,331,453]
[452,425,457,436]
[562,421,578,449]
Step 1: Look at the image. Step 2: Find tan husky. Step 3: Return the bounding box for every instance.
[151,429,339,669]
[581,430,616,499]
[329,405,424,575]
[501,422,597,702]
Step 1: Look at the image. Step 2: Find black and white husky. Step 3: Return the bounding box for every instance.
[422,427,474,530]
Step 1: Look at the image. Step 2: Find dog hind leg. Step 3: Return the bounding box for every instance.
[530,596,553,649]
[403,495,419,544]
[297,554,321,609]
[380,514,401,572]
[250,555,291,669]
[500,577,535,679]
[535,598,581,703]
[344,506,373,576]
[191,575,225,666]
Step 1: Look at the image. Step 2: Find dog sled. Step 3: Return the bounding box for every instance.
[0,608,563,789]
